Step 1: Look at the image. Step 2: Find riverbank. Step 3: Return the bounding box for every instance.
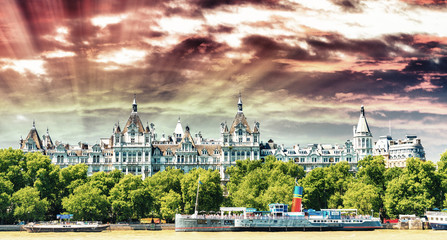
[0,224,175,232]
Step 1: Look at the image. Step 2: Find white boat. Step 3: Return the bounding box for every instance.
[23,222,110,233]
[426,211,447,230]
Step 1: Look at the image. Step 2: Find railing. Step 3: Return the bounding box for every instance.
[176,214,377,221]
[426,211,447,216]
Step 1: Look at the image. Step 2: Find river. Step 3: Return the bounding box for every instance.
[0,230,445,240]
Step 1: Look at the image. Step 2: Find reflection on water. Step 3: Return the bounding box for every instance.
[0,230,445,240]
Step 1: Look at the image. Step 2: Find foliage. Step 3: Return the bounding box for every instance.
[160,190,182,221]
[11,187,49,222]
[88,170,123,196]
[384,158,439,217]
[357,155,386,190]
[181,168,223,214]
[0,177,13,223]
[228,156,304,211]
[62,184,110,221]
[109,174,152,221]
[343,180,380,215]
[145,167,183,215]
[0,148,27,191]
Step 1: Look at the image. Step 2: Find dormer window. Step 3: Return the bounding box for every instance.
[238,129,243,136]
[202,149,207,155]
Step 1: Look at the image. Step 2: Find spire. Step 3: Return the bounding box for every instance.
[174,117,184,135]
[46,127,49,135]
[32,120,36,129]
[238,92,243,113]
[355,105,371,136]
[132,94,137,113]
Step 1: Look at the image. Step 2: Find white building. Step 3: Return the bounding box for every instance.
[374,135,425,168]
[20,94,260,181]
[19,100,426,177]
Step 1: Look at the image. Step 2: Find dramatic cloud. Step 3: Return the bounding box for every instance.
[0,0,447,162]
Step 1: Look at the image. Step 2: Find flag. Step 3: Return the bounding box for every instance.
[199,180,203,185]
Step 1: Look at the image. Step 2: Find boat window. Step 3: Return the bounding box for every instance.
[224,220,234,225]
[197,220,207,224]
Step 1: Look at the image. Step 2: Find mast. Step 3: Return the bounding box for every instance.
[194,175,201,216]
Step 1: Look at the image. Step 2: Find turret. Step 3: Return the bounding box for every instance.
[353,105,373,160]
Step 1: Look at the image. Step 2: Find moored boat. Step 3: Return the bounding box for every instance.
[175,185,381,232]
[426,211,447,230]
[23,222,110,233]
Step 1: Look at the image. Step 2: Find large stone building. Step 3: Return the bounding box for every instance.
[20,95,260,181]
[261,106,371,172]
[261,105,425,170]
[20,98,425,179]
[374,135,425,168]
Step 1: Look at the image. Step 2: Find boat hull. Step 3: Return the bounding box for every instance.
[175,215,382,232]
[429,223,447,230]
[24,224,110,233]
[175,215,236,232]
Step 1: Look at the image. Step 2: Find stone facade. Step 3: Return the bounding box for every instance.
[374,135,426,168]
[20,95,260,181]
[19,100,425,179]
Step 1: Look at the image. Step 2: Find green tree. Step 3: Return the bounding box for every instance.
[59,164,88,198]
[230,168,272,210]
[357,155,386,190]
[109,174,152,221]
[88,170,123,196]
[181,168,223,214]
[160,190,182,222]
[0,148,27,192]
[384,158,439,217]
[227,157,304,210]
[384,167,403,183]
[22,152,61,218]
[11,187,49,222]
[0,177,13,223]
[437,150,447,174]
[299,167,331,210]
[62,184,110,221]
[145,167,183,215]
[326,161,353,208]
[343,181,380,215]
[437,151,447,208]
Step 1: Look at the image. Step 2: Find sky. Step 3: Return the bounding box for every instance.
[0,0,446,162]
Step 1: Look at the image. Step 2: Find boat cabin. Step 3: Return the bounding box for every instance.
[268,203,288,217]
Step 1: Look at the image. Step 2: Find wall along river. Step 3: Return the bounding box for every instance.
[1,230,447,240]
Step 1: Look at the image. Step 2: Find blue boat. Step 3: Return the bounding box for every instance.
[175,185,381,232]
[426,211,447,230]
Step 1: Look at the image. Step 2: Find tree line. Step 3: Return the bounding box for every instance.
[1,148,447,223]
